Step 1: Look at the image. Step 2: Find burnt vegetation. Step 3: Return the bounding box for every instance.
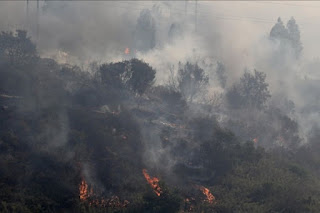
[1,28,320,213]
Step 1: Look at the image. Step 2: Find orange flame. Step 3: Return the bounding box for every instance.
[124,47,130,55]
[79,178,129,207]
[142,169,162,196]
[79,179,91,201]
[253,138,258,143]
[199,186,215,204]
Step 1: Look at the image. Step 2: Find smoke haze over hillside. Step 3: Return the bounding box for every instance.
[1,1,320,140]
[1,2,320,212]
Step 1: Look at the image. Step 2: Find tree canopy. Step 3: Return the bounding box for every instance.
[226,70,271,109]
[270,17,303,58]
[177,62,209,102]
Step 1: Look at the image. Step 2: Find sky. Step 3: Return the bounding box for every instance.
[0,1,320,86]
[0,1,319,60]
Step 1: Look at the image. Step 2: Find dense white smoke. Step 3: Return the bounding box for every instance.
[1,1,320,143]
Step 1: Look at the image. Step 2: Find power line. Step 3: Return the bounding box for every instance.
[111,1,284,25]
[253,1,320,9]
[111,2,276,25]
[116,1,308,26]
[195,1,315,25]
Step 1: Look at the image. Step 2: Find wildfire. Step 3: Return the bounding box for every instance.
[199,186,215,204]
[124,47,130,55]
[253,138,258,143]
[79,178,129,207]
[184,197,195,212]
[79,179,92,201]
[142,169,162,196]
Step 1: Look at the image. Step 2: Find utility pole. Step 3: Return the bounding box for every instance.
[26,0,29,29]
[36,0,39,42]
[185,0,188,17]
[195,0,198,33]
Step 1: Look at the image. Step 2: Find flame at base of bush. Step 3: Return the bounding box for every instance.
[198,185,216,204]
[79,179,92,201]
[142,169,162,196]
[79,179,129,208]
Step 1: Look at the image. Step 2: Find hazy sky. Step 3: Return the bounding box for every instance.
[199,1,320,58]
[0,1,319,61]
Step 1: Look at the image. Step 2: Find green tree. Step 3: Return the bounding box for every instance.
[270,17,302,58]
[216,62,227,89]
[126,59,156,95]
[287,17,303,58]
[177,62,208,102]
[270,17,289,41]
[226,70,271,109]
[134,9,156,52]
[0,30,37,66]
[100,61,128,90]
[99,59,156,96]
